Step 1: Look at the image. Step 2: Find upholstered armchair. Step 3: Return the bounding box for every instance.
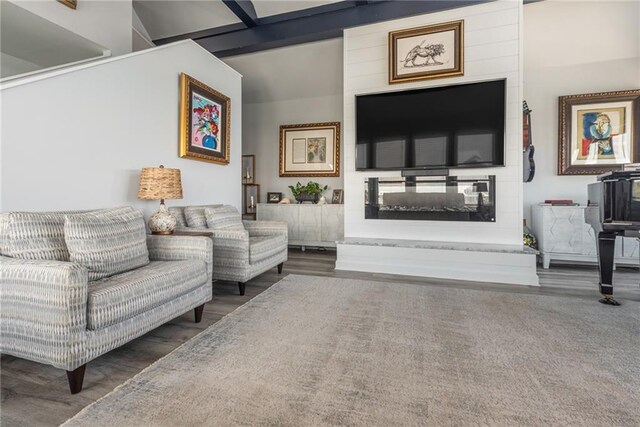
[171,205,288,295]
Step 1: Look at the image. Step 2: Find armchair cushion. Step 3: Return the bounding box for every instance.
[204,206,243,230]
[249,235,288,264]
[86,260,207,330]
[64,210,149,281]
[0,207,134,262]
[183,205,221,229]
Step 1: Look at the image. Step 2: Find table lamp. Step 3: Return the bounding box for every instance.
[138,165,183,234]
[473,182,489,207]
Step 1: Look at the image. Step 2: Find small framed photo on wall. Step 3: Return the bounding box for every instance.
[267,192,282,203]
[332,189,344,204]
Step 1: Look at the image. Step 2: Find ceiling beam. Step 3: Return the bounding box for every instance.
[154,0,495,58]
[222,0,257,28]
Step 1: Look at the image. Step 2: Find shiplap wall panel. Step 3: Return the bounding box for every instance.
[342,0,523,246]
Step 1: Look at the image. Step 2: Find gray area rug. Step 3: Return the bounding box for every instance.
[65,275,639,426]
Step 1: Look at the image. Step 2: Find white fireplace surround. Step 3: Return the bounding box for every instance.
[336,1,535,285]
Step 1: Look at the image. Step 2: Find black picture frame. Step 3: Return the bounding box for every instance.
[267,192,282,203]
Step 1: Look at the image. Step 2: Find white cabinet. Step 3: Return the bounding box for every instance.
[531,204,638,268]
[257,204,344,249]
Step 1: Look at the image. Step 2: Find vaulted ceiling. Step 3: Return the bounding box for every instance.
[133,0,495,58]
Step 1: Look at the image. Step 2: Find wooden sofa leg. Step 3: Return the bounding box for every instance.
[238,282,246,296]
[278,263,284,274]
[66,364,86,394]
[194,304,205,323]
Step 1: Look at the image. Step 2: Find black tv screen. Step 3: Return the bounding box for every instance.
[356,79,505,171]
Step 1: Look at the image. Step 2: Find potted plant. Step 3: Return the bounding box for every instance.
[288,181,328,204]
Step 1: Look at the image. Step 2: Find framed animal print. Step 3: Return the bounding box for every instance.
[558,89,640,175]
[179,73,231,165]
[279,122,340,177]
[389,20,464,84]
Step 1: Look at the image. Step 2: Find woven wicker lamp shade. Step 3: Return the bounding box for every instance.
[138,165,183,235]
[138,166,183,201]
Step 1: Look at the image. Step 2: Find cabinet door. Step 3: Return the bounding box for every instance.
[542,207,584,254]
[298,205,321,242]
[321,205,344,243]
[257,205,299,241]
[622,237,640,260]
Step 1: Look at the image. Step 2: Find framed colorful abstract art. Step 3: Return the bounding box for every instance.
[179,73,230,165]
[558,89,640,175]
[279,122,340,177]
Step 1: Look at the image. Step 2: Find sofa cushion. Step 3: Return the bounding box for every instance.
[183,205,222,229]
[249,234,287,264]
[65,209,149,281]
[204,206,243,230]
[86,260,208,330]
[1,207,134,261]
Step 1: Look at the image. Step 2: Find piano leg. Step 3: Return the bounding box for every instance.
[596,231,620,306]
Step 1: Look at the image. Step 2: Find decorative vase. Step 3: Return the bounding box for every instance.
[318,196,327,205]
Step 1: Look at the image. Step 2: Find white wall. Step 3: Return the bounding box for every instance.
[0,53,40,77]
[0,40,242,215]
[342,0,523,246]
[8,0,132,56]
[523,0,640,225]
[243,95,344,202]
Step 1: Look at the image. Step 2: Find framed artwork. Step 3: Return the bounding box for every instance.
[389,20,463,84]
[332,189,344,204]
[179,73,231,165]
[558,89,640,175]
[57,0,77,9]
[242,155,255,184]
[243,184,259,215]
[279,122,340,177]
[267,192,282,203]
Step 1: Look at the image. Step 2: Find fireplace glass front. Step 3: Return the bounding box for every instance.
[364,176,495,222]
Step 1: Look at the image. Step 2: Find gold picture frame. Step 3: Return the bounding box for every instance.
[558,89,640,175]
[389,20,464,84]
[57,0,77,9]
[279,122,340,177]
[179,73,231,165]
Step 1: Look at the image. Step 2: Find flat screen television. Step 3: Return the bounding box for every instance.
[355,79,505,171]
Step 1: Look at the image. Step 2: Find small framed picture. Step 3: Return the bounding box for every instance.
[332,189,344,204]
[267,192,282,203]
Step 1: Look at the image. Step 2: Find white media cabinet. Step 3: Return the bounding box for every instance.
[531,204,639,268]
[257,203,344,250]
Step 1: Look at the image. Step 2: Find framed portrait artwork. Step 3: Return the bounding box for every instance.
[389,20,463,84]
[279,122,340,177]
[179,73,231,165]
[558,89,640,175]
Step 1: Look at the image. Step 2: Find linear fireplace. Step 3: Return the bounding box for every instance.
[364,175,495,222]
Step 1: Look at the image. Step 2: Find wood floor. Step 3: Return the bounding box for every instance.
[2,249,638,426]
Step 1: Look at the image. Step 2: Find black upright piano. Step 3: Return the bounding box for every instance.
[586,171,640,305]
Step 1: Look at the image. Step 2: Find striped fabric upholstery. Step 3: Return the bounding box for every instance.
[184,205,222,229]
[249,235,288,264]
[204,206,244,230]
[65,210,149,281]
[0,209,214,371]
[87,260,207,330]
[0,207,134,261]
[6,213,69,261]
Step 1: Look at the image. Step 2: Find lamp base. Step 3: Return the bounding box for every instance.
[148,202,177,235]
